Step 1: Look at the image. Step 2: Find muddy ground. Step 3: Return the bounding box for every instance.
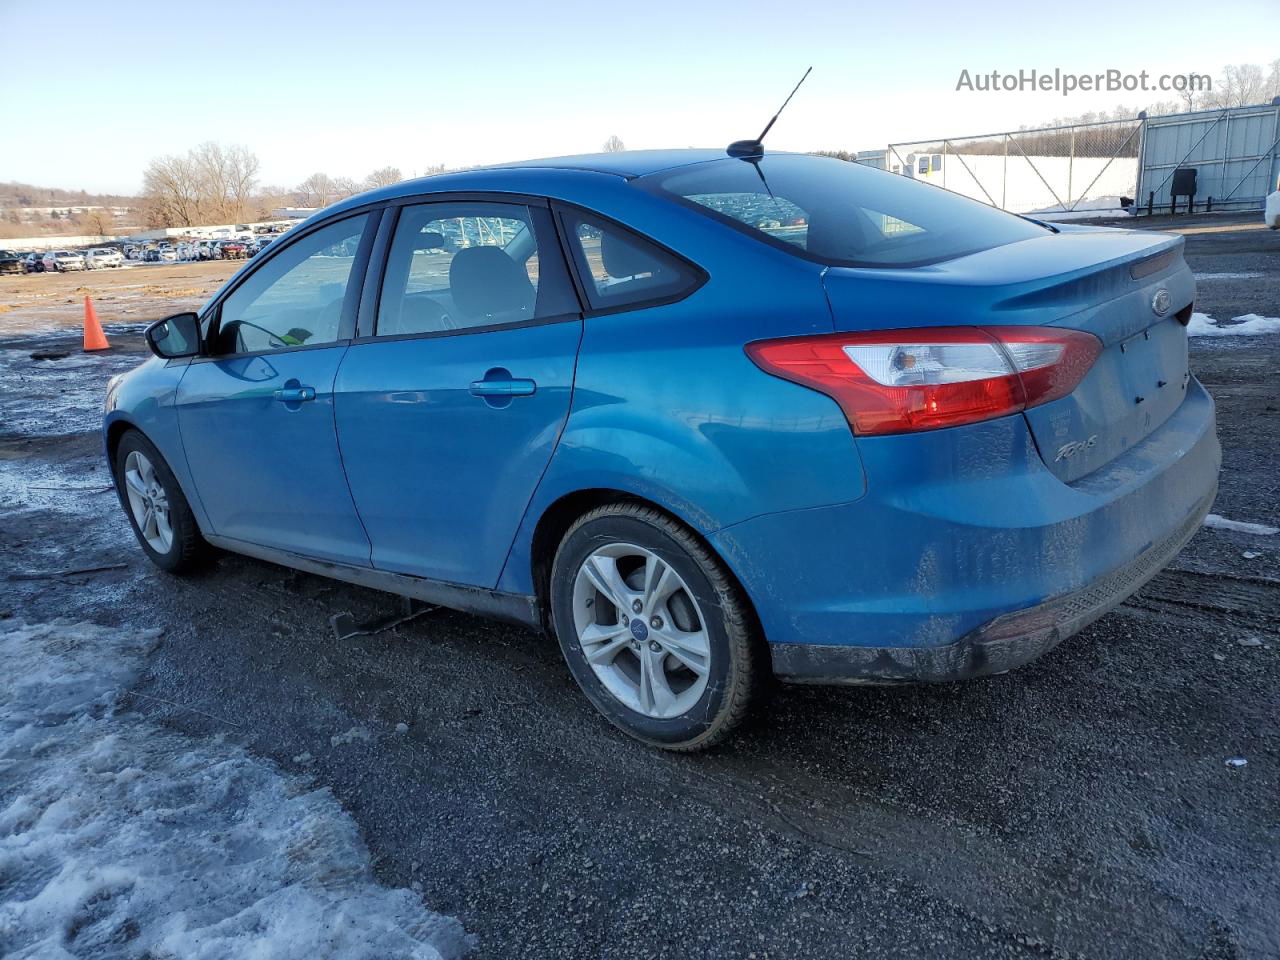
[0,259,238,336]
[1,214,1278,958]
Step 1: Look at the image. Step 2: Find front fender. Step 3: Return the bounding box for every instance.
[103,357,209,532]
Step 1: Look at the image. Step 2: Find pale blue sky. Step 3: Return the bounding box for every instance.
[1,0,1273,193]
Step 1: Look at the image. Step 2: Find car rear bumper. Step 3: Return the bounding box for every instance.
[767,482,1213,684]
[712,377,1220,684]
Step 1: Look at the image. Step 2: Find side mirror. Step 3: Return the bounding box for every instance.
[145,312,201,359]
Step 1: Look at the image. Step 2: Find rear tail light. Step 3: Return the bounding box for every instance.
[746,326,1101,435]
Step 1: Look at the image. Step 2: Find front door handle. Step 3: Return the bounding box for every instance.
[273,385,317,403]
[469,378,536,398]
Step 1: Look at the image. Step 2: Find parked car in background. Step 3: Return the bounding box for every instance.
[188,240,216,261]
[218,240,248,260]
[0,249,23,275]
[157,247,177,262]
[248,237,273,257]
[105,150,1220,749]
[41,250,86,272]
[23,252,45,273]
[84,247,124,269]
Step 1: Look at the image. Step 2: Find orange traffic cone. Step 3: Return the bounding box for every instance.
[83,296,109,352]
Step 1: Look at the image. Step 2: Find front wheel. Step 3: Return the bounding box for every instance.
[114,430,208,574]
[550,503,764,751]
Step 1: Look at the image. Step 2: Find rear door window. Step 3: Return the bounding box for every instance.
[558,210,703,312]
[375,201,578,336]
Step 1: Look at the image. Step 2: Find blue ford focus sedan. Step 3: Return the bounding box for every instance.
[105,149,1219,749]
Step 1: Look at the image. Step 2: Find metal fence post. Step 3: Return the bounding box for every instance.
[1068,126,1076,210]
[1002,135,1008,210]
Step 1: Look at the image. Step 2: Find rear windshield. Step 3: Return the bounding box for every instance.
[640,153,1047,268]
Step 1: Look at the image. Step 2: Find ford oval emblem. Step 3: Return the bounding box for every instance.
[1151,288,1171,316]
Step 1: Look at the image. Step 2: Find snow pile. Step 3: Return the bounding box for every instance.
[0,620,471,960]
[1186,313,1280,337]
[1203,514,1279,536]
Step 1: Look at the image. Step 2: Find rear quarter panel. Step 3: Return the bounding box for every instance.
[496,181,868,595]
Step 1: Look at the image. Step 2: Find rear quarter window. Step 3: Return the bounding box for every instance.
[558,209,703,312]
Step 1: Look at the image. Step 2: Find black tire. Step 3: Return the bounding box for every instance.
[113,429,208,574]
[550,502,764,751]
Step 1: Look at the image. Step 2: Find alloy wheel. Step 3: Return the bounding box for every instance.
[122,450,173,554]
[571,542,710,719]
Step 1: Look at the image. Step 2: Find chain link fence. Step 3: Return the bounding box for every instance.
[888,117,1144,218]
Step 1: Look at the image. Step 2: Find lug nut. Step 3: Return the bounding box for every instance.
[632,599,643,613]
[650,616,663,629]
[649,640,662,652]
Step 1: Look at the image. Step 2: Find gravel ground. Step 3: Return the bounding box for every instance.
[1,214,1277,958]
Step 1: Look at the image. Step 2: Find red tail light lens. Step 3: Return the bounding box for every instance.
[746,326,1101,435]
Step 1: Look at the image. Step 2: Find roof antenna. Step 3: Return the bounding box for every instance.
[728,67,813,158]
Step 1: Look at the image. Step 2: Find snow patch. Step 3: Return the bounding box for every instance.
[0,620,471,959]
[330,726,372,748]
[1203,514,1279,536]
[1029,196,1132,220]
[0,456,116,518]
[0,348,143,438]
[1186,313,1280,337]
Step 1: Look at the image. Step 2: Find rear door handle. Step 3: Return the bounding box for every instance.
[273,385,317,402]
[469,378,536,398]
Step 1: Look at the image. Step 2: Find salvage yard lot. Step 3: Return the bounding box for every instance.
[0,258,238,336]
[1,213,1278,958]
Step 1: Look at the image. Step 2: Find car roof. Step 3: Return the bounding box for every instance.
[308,147,766,229]
[490,148,729,178]
[320,148,738,214]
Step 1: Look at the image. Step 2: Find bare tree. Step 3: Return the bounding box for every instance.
[332,177,362,200]
[1208,63,1266,108]
[602,135,626,153]
[84,207,114,238]
[142,152,203,226]
[295,172,336,208]
[365,166,404,189]
[142,142,260,227]
[253,185,294,220]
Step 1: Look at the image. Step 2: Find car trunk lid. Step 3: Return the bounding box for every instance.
[821,226,1195,482]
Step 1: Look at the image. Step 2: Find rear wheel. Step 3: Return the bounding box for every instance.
[550,503,763,751]
[114,430,208,574]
